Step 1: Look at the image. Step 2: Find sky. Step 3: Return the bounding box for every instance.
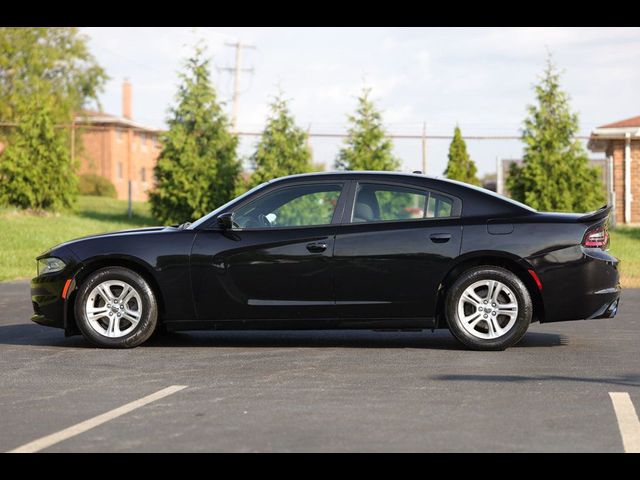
[81,27,640,177]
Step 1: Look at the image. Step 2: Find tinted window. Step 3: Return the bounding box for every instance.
[426,192,453,218]
[351,183,454,223]
[234,183,342,229]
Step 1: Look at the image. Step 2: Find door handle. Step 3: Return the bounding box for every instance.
[306,242,328,253]
[430,233,452,243]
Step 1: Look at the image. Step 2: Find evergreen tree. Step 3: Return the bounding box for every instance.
[0,27,106,210]
[507,56,604,212]
[444,126,480,186]
[248,94,313,188]
[335,88,400,171]
[0,97,77,210]
[149,46,240,224]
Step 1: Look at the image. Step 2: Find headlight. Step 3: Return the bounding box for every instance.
[37,257,66,275]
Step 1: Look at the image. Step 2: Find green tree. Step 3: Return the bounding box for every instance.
[0,97,77,210]
[507,56,604,212]
[248,94,313,188]
[335,88,400,171]
[444,126,480,186]
[0,27,107,210]
[149,46,240,224]
[0,27,106,122]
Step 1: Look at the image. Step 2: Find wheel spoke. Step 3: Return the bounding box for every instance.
[462,311,480,323]
[485,280,497,301]
[468,314,483,329]
[462,290,483,307]
[118,285,133,303]
[122,308,141,326]
[491,283,503,302]
[496,308,517,318]
[86,307,109,321]
[106,316,121,337]
[97,284,113,302]
[486,316,503,338]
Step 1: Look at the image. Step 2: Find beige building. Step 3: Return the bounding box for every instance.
[77,80,161,201]
[588,116,640,225]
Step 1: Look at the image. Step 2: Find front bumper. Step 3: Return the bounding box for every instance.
[31,274,67,330]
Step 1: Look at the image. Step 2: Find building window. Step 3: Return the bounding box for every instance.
[140,167,146,182]
[117,162,123,179]
[151,135,157,148]
[116,129,122,143]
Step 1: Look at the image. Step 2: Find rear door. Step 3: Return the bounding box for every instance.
[333,181,462,322]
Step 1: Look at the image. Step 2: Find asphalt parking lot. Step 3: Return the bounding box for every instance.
[0,280,638,452]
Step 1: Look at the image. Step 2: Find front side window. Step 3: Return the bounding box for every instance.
[351,183,454,223]
[233,183,343,229]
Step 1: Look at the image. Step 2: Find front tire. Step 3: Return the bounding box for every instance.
[74,267,158,348]
[445,266,532,351]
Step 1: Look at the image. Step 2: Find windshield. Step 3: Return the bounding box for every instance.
[187,182,269,230]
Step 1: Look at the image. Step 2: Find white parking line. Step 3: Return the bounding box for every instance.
[609,392,640,453]
[7,385,188,453]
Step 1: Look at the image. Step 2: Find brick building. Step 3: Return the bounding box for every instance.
[77,80,161,201]
[588,116,640,225]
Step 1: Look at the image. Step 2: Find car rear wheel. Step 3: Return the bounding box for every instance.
[445,266,532,350]
[74,267,158,348]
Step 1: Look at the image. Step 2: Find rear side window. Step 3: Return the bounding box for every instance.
[426,192,453,218]
[351,183,455,223]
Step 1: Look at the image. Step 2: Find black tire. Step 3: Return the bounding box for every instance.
[445,266,532,351]
[74,267,158,348]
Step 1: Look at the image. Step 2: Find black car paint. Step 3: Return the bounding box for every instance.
[31,172,620,336]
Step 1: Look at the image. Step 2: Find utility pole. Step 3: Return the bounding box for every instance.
[421,122,427,174]
[219,41,255,133]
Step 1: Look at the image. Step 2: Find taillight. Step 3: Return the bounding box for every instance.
[582,224,609,249]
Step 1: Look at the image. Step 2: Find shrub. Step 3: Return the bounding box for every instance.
[79,173,117,198]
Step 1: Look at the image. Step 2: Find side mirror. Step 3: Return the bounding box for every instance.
[217,212,234,230]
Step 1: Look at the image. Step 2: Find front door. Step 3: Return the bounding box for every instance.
[190,181,346,322]
[334,181,462,322]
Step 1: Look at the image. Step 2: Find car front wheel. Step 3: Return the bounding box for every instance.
[74,267,158,348]
[445,266,532,351]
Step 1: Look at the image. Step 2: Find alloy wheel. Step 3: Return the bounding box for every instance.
[84,280,143,338]
[457,279,519,340]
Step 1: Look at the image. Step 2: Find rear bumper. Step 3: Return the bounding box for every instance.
[530,245,620,323]
[587,294,619,319]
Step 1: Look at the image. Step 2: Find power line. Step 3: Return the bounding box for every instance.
[0,122,592,141]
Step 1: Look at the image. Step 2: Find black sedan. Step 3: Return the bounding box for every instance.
[31,171,620,350]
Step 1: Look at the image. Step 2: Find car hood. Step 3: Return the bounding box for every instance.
[39,226,178,258]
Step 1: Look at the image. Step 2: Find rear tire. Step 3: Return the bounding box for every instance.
[74,267,158,348]
[445,266,532,351]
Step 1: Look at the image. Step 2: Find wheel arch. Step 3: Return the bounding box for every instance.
[64,255,166,336]
[434,251,544,328]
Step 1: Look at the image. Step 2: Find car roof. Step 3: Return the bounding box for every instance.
[268,170,432,182]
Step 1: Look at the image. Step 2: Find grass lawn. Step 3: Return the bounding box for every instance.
[609,228,640,288]
[0,196,157,282]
